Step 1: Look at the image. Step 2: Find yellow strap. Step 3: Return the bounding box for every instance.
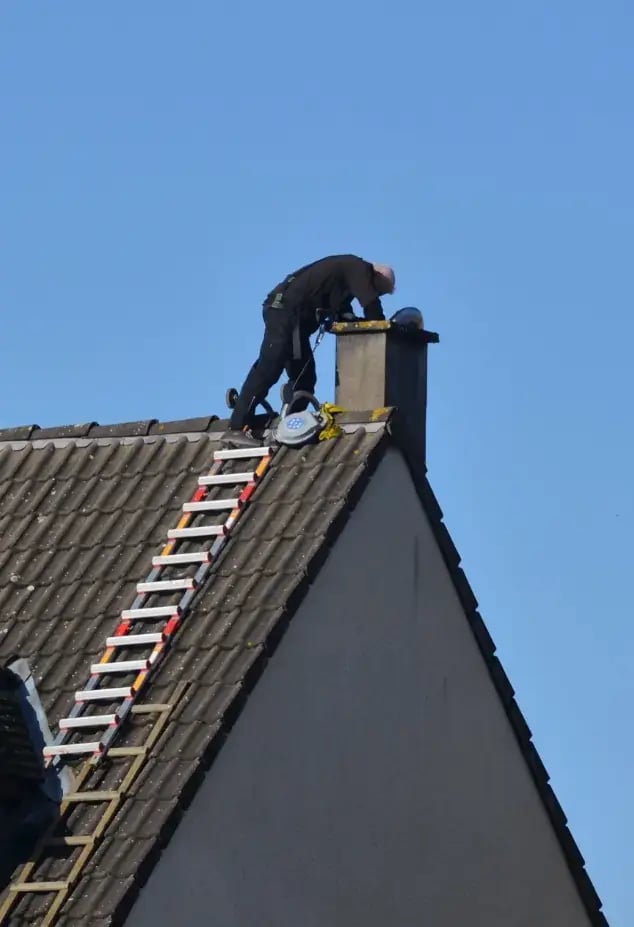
[318,402,346,441]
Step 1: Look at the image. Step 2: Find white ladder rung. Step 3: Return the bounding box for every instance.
[152,552,210,567]
[76,686,133,701]
[44,743,100,757]
[91,660,149,674]
[136,579,195,593]
[198,471,255,486]
[183,498,239,512]
[122,606,180,620]
[106,633,164,647]
[167,525,225,539]
[213,446,272,460]
[40,446,273,767]
[59,714,117,730]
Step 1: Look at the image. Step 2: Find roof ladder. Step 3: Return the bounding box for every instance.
[39,443,275,765]
[0,687,187,927]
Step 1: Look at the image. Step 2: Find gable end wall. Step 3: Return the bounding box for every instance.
[128,448,597,927]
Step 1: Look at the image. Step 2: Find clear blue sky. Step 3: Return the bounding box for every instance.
[1,2,631,921]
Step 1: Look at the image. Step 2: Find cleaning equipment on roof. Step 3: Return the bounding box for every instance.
[273,388,328,447]
[317,403,345,441]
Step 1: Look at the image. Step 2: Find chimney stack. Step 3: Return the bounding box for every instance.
[332,317,439,465]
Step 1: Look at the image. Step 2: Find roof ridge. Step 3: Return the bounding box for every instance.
[0,409,394,444]
[0,416,221,443]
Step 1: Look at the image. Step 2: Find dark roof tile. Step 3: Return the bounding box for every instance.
[91,834,157,880]
[69,872,136,920]
[488,655,516,705]
[32,423,97,441]
[233,497,305,541]
[468,610,497,657]
[176,684,242,727]
[0,420,605,927]
[10,891,52,924]
[168,642,220,681]
[88,420,158,439]
[158,717,223,760]
[148,415,218,435]
[451,566,479,613]
[0,425,39,442]
[58,905,110,926]
[108,795,180,842]
[225,606,288,648]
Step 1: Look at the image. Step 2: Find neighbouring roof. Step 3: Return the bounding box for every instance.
[0,412,606,926]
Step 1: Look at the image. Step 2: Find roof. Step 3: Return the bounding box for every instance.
[0,412,606,926]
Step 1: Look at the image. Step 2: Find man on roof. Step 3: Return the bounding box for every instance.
[223,254,396,447]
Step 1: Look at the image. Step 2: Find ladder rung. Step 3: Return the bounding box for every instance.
[90,660,149,674]
[76,686,133,701]
[198,471,255,486]
[122,606,180,620]
[213,446,272,460]
[44,742,100,757]
[10,881,67,893]
[46,835,93,847]
[131,702,171,714]
[137,578,195,593]
[64,790,119,802]
[106,633,164,647]
[152,551,210,566]
[108,746,146,757]
[183,498,239,512]
[167,525,225,539]
[59,714,117,730]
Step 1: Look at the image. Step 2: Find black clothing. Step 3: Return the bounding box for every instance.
[229,304,317,429]
[265,254,385,324]
[229,255,385,430]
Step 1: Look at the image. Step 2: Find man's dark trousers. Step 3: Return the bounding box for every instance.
[229,303,317,430]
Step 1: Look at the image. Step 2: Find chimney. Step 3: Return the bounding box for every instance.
[332,316,439,465]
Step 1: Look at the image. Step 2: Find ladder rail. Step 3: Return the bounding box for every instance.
[99,460,270,754]
[2,443,276,925]
[0,690,186,927]
[43,448,274,766]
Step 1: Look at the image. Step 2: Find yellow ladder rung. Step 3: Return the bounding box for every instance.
[64,790,119,803]
[10,881,67,893]
[107,745,146,756]
[131,703,171,714]
[46,835,93,847]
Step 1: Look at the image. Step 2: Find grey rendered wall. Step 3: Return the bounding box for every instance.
[129,449,592,927]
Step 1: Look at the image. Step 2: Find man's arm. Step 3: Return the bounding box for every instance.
[340,256,385,320]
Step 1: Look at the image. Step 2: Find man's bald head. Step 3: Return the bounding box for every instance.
[372,263,396,295]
